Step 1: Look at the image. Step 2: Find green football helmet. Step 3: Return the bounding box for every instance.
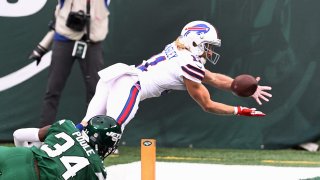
[84,115,122,159]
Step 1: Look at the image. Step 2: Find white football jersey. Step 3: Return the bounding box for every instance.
[137,42,206,101]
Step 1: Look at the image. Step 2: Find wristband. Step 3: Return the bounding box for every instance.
[76,123,84,131]
[234,106,238,115]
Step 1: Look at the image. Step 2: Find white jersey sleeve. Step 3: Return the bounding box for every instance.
[180,54,206,84]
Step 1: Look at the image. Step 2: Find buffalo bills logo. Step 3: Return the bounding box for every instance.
[183,24,210,36]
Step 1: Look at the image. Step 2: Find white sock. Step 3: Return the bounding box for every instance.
[13,128,41,147]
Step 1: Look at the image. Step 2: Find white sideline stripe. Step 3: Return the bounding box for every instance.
[107,161,320,180]
[0,51,52,92]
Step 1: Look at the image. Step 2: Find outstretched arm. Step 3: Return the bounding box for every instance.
[203,70,272,105]
[202,70,233,91]
[184,77,265,116]
[184,77,234,115]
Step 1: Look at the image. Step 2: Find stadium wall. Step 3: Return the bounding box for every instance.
[1,0,320,149]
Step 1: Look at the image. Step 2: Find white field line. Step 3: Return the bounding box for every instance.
[107,161,320,180]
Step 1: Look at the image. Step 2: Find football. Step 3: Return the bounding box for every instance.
[231,74,258,97]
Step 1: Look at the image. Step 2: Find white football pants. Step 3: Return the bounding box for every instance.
[83,74,141,131]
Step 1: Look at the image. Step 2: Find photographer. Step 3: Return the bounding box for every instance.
[35,0,111,127]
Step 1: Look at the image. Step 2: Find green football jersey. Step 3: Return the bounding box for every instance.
[31,120,107,180]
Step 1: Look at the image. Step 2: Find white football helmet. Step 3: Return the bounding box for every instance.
[180,20,221,65]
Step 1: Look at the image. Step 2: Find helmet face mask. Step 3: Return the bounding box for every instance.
[180,21,221,65]
[83,115,122,159]
[201,42,220,65]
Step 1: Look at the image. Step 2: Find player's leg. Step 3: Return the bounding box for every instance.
[106,75,141,131]
[0,146,38,180]
[82,79,111,122]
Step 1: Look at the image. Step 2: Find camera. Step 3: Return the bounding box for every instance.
[66,10,88,32]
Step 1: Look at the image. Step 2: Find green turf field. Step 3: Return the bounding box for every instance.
[2,143,320,168]
[105,146,320,168]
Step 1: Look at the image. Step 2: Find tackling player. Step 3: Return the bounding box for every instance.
[81,20,272,131]
[1,115,121,180]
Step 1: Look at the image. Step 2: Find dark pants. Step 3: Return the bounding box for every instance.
[39,40,104,126]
